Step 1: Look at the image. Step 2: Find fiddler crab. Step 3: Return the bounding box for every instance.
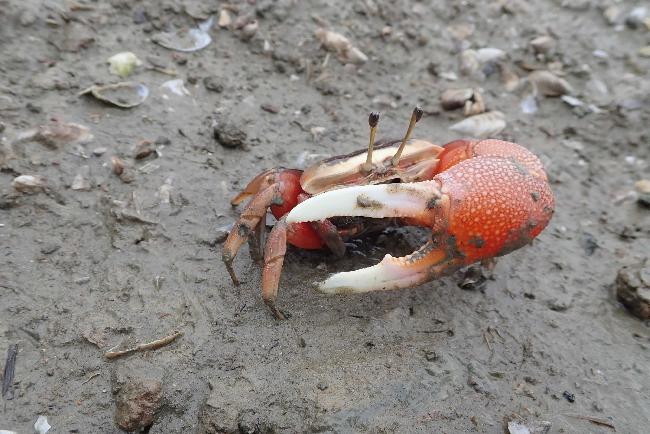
[223,107,554,319]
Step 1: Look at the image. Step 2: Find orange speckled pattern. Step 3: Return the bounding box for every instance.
[471,139,548,181]
[434,153,554,264]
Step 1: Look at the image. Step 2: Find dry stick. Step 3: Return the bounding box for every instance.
[2,344,17,399]
[81,372,101,385]
[566,414,616,430]
[104,331,183,360]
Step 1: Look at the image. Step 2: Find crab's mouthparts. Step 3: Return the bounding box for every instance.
[286,182,444,294]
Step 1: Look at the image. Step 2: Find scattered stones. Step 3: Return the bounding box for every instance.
[563,390,575,403]
[440,88,485,116]
[203,77,224,93]
[71,166,91,191]
[261,103,280,114]
[508,420,552,434]
[635,180,650,207]
[615,258,650,320]
[239,20,259,41]
[212,117,248,149]
[93,147,107,156]
[528,71,573,97]
[11,175,47,193]
[449,111,506,138]
[114,380,162,432]
[134,141,155,159]
[218,9,232,28]
[530,35,554,55]
[314,28,368,65]
[12,121,93,149]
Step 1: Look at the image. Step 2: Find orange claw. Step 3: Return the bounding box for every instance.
[285,140,554,293]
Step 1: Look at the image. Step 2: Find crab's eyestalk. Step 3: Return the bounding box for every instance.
[361,111,380,173]
[391,106,424,166]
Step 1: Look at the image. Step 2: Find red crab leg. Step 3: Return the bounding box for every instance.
[223,184,282,285]
[262,217,288,320]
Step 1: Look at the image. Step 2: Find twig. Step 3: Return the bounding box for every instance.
[2,344,17,400]
[483,331,492,351]
[81,372,100,385]
[105,331,182,360]
[566,414,616,430]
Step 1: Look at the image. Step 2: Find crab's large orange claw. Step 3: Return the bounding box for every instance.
[286,140,554,293]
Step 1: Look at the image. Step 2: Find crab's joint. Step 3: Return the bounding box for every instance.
[391,106,424,166]
[361,111,381,173]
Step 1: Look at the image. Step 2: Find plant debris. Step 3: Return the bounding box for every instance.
[105,330,182,359]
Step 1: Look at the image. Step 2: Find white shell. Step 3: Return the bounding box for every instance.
[314,28,367,65]
[152,17,213,52]
[449,111,506,138]
[528,70,573,97]
[475,47,506,63]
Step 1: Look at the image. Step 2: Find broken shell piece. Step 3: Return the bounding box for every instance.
[111,156,125,175]
[71,166,91,191]
[459,49,480,76]
[635,179,650,194]
[80,83,149,108]
[12,122,93,149]
[240,20,259,41]
[475,47,506,63]
[314,28,368,65]
[152,17,213,52]
[498,62,520,92]
[107,52,142,78]
[12,175,47,193]
[310,126,326,140]
[440,88,485,115]
[561,95,584,108]
[161,79,190,96]
[528,70,573,97]
[449,111,506,138]
[218,10,231,28]
[530,36,554,55]
[520,93,538,114]
[34,416,51,434]
[134,141,154,159]
[440,88,474,110]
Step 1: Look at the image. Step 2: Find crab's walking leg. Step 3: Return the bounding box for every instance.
[262,217,288,320]
[311,220,346,258]
[247,220,265,263]
[223,184,281,285]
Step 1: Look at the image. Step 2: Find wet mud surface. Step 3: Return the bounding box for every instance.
[1,0,649,433]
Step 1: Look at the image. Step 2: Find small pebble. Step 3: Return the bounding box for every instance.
[134,141,155,159]
[92,147,107,156]
[563,390,575,403]
[261,103,280,114]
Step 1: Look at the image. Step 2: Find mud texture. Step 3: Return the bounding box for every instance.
[1,0,650,433]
